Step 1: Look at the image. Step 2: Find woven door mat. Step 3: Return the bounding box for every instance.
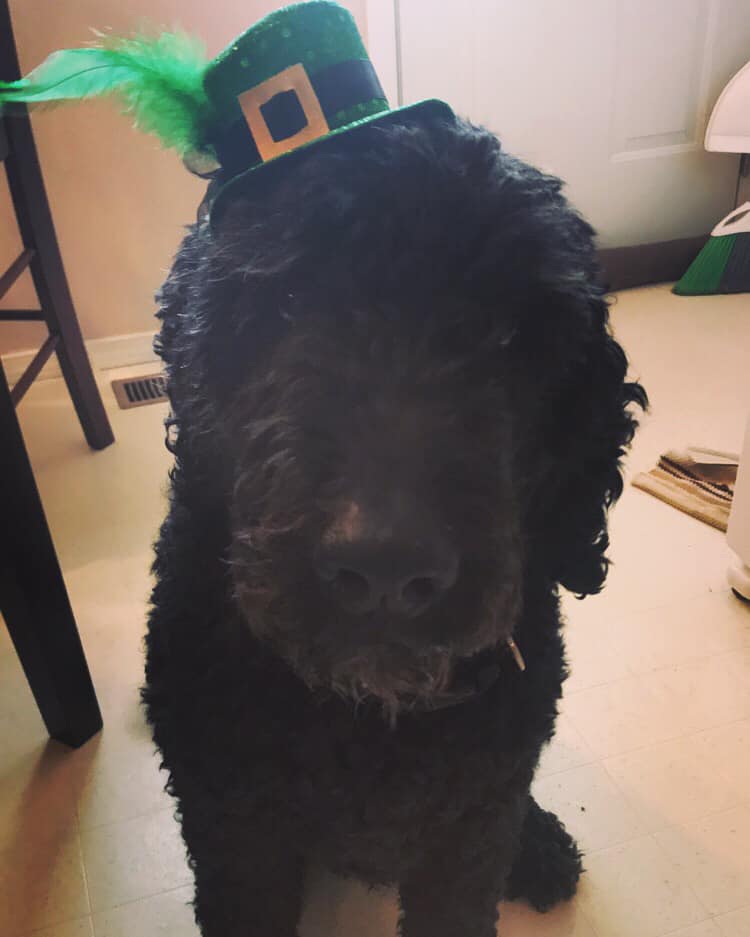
[632,449,737,532]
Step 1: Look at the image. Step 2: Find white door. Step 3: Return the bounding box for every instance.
[367,0,750,248]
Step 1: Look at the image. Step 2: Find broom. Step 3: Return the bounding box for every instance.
[673,201,750,295]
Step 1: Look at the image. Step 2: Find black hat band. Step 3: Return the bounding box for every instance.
[213,58,385,176]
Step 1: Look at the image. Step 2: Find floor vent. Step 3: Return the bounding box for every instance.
[111,373,167,410]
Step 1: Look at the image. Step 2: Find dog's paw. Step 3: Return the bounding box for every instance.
[505,799,583,913]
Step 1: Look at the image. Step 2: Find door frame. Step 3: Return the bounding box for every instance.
[365,0,401,105]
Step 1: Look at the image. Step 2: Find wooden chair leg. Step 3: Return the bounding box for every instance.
[0,1,114,451]
[0,362,102,748]
[2,118,115,450]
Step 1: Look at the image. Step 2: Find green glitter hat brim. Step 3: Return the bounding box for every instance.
[209,98,454,226]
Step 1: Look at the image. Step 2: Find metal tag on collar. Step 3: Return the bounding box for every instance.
[507,637,526,672]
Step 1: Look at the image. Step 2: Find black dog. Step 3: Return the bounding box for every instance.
[143,113,646,937]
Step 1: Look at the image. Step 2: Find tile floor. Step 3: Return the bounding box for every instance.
[1,283,750,936]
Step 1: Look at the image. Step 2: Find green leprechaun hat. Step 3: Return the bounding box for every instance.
[0,1,453,224]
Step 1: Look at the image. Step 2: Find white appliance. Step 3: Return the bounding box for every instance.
[705,59,750,153]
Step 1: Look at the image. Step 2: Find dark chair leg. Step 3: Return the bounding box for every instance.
[0,1,114,451]
[1,118,114,450]
[0,362,102,748]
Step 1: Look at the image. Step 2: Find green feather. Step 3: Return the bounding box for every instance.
[0,32,212,156]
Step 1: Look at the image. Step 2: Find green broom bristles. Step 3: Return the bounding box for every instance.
[674,201,750,296]
[673,235,736,295]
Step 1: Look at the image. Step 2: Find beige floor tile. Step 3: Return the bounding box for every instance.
[562,585,750,694]
[663,922,723,937]
[563,645,750,761]
[607,591,750,677]
[15,382,169,580]
[649,652,750,735]
[562,485,735,626]
[533,763,651,852]
[535,715,598,779]
[81,664,166,828]
[0,626,57,760]
[560,588,614,629]
[62,563,152,680]
[0,742,79,853]
[603,732,747,832]
[562,673,686,759]
[721,645,750,684]
[86,679,152,750]
[300,867,399,937]
[561,615,634,693]
[576,836,708,937]
[499,899,597,936]
[80,808,191,913]
[90,886,197,937]
[654,807,750,916]
[73,733,171,833]
[27,918,94,937]
[609,286,750,468]
[0,830,89,936]
[691,720,750,793]
[715,905,750,937]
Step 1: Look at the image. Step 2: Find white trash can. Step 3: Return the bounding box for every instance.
[728,415,750,600]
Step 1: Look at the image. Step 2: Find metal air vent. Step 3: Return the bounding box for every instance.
[111,373,167,409]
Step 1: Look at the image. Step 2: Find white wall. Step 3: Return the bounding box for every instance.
[0,0,366,356]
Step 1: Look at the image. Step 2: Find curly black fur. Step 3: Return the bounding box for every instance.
[143,112,646,937]
[505,799,584,912]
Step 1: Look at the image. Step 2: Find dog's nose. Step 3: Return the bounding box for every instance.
[315,538,459,618]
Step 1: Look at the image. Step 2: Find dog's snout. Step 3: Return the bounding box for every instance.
[315,537,459,618]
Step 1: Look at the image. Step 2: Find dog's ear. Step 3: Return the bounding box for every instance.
[523,291,647,597]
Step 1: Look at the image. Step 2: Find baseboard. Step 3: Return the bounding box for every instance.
[1,330,158,385]
[597,234,708,292]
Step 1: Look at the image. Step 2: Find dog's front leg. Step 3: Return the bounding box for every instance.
[398,806,523,937]
[179,800,304,937]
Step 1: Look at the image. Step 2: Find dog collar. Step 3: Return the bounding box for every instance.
[410,637,526,714]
